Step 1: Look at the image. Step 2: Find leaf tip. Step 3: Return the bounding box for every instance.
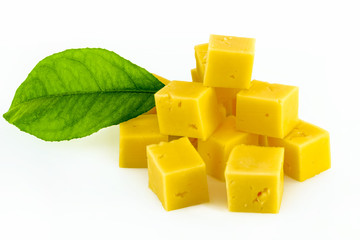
[3,111,10,122]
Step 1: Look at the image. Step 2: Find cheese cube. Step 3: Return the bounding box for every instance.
[268,120,331,182]
[194,43,208,81]
[204,35,255,89]
[119,114,168,168]
[236,80,299,138]
[147,137,209,211]
[155,81,222,140]
[191,68,201,83]
[198,116,258,181]
[225,145,284,213]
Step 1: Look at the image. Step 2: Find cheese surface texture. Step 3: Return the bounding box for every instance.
[236,80,299,138]
[119,114,168,168]
[198,116,258,181]
[147,137,209,211]
[225,145,284,213]
[268,120,331,182]
[155,81,222,140]
[204,35,255,89]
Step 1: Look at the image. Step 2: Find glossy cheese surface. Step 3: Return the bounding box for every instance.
[119,114,168,168]
[236,80,299,138]
[268,120,331,182]
[204,35,255,89]
[155,81,222,140]
[225,145,284,213]
[198,116,258,181]
[147,137,209,211]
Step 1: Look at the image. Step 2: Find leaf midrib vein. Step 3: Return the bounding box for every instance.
[12,89,156,108]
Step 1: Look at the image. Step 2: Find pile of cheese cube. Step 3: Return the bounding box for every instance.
[119,34,331,213]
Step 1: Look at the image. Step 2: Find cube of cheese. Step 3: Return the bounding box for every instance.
[194,43,208,81]
[268,120,331,182]
[198,116,258,181]
[147,137,209,211]
[225,145,284,213]
[236,80,299,138]
[191,68,201,83]
[119,114,168,168]
[155,81,222,140]
[204,35,255,89]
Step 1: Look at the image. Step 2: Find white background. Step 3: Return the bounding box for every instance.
[0,0,359,239]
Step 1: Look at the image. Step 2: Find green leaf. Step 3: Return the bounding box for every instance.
[3,48,164,141]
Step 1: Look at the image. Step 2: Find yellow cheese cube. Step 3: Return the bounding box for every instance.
[155,81,222,140]
[191,68,201,83]
[204,35,255,89]
[268,120,331,182]
[194,43,208,81]
[236,80,299,138]
[198,116,258,181]
[119,114,168,168]
[225,145,284,213]
[147,137,209,211]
